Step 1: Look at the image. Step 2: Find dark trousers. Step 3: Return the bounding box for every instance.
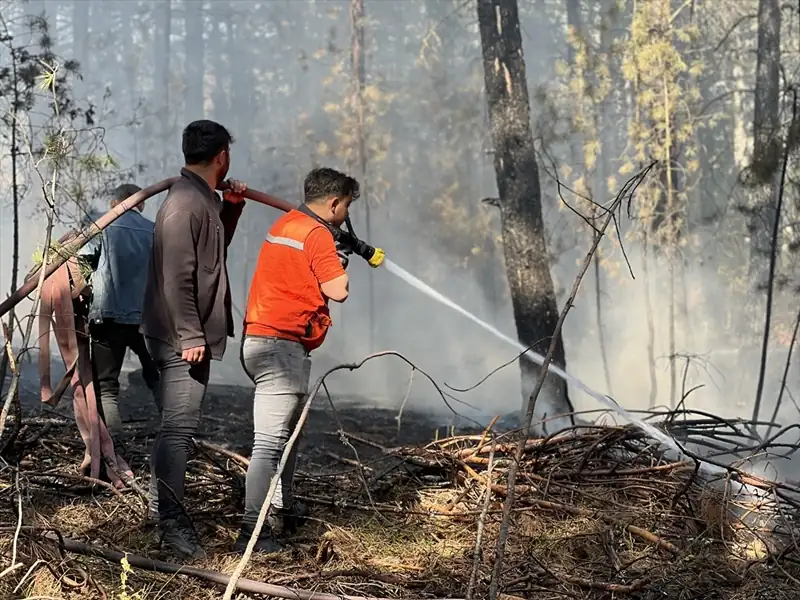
[90,319,160,438]
[146,336,210,522]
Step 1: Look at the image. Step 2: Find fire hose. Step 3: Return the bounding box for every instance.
[0,178,383,318]
[0,177,385,483]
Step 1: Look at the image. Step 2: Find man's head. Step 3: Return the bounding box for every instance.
[110,183,144,212]
[182,120,234,185]
[303,167,360,227]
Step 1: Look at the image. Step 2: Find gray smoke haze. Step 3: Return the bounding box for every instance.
[1,0,799,482]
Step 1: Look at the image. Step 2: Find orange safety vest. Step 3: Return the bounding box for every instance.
[244,209,335,352]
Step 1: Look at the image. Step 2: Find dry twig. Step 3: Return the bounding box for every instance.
[488,163,656,600]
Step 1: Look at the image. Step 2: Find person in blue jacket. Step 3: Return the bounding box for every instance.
[80,184,161,443]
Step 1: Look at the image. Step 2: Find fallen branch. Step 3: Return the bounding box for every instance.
[467,440,495,600]
[461,462,679,554]
[26,471,124,497]
[36,532,449,600]
[193,439,250,468]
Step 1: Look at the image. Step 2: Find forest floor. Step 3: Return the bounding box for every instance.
[1,372,800,600]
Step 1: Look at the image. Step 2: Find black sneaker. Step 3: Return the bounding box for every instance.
[268,500,309,537]
[160,518,206,560]
[234,522,283,555]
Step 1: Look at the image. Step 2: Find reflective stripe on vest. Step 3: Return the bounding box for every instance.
[265,233,304,251]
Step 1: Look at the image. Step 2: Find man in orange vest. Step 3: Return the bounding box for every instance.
[235,167,366,554]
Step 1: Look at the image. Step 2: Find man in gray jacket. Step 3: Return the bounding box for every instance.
[141,119,247,559]
[81,185,160,442]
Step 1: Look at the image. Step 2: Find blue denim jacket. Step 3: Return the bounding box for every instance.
[79,210,155,325]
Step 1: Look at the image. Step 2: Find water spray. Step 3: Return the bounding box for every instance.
[380,260,732,478]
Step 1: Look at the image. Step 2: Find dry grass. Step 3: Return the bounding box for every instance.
[2,402,800,599]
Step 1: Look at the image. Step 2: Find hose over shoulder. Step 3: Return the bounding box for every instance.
[217,181,296,213]
[0,178,177,318]
[0,177,298,319]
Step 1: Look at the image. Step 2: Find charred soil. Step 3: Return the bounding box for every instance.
[1,376,799,599]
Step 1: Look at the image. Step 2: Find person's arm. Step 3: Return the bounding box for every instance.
[220,199,245,248]
[321,274,349,303]
[77,235,102,271]
[306,228,349,303]
[160,209,206,350]
[219,180,248,248]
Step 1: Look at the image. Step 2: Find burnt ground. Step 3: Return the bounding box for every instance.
[105,370,460,463]
[6,353,482,469]
[1,362,491,599]
[3,361,800,600]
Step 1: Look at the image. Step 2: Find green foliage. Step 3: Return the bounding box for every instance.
[553,4,616,206]
[308,53,396,204]
[30,237,93,282]
[0,7,122,223]
[619,0,704,248]
[552,0,710,255]
[116,555,145,600]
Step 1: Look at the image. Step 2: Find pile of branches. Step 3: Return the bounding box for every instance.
[371,420,800,599]
[2,412,800,600]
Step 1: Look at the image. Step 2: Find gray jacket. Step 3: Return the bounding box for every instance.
[140,168,244,360]
[79,210,155,325]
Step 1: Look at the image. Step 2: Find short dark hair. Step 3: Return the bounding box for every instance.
[109,183,141,206]
[303,167,360,204]
[182,120,234,165]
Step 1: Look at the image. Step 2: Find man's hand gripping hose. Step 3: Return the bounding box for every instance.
[335,242,351,270]
[0,178,384,319]
[334,215,385,268]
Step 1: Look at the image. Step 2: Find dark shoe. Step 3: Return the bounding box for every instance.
[234,522,283,555]
[160,518,206,559]
[268,500,309,537]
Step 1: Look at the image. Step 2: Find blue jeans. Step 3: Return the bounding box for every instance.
[241,335,311,526]
[146,337,210,522]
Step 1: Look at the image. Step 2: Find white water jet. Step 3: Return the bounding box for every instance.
[382,258,729,478]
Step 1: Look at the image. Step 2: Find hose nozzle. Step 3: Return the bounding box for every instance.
[337,216,385,268]
[367,247,385,268]
[341,236,385,268]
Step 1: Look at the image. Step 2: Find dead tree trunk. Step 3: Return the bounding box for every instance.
[477,0,574,433]
[349,0,375,352]
[0,45,22,395]
[154,0,172,173]
[72,0,89,67]
[750,0,783,422]
[749,0,781,284]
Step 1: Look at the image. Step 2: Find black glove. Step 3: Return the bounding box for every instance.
[336,242,352,270]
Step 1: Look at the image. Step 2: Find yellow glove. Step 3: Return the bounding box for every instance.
[368,247,385,268]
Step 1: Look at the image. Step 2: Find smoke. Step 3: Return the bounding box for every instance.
[2,0,800,487]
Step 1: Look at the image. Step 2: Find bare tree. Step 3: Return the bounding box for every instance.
[477,0,574,431]
[184,0,205,121]
[749,0,781,282]
[154,0,172,172]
